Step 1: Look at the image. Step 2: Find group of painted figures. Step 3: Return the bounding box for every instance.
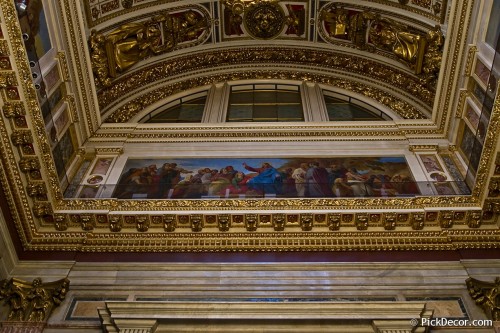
[114,161,419,199]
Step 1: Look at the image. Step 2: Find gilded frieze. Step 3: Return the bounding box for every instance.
[82,0,444,30]
[98,47,434,114]
[104,69,428,122]
[28,229,498,252]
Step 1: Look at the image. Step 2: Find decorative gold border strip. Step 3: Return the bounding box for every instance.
[83,0,441,28]
[104,71,428,123]
[98,48,434,117]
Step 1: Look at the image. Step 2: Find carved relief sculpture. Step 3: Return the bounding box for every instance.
[319,5,444,82]
[90,9,208,86]
[0,278,69,323]
[368,16,427,73]
[223,0,304,38]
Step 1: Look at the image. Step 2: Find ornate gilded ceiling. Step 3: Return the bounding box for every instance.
[84,0,446,123]
[1,0,499,253]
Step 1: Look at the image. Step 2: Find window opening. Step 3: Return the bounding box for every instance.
[142,93,206,123]
[324,91,391,121]
[227,84,304,122]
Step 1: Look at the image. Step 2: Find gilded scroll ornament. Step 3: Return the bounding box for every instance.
[109,215,123,232]
[355,213,369,230]
[0,71,17,87]
[467,211,482,228]
[164,214,176,232]
[26,182,47,199]
[300,213,313,231]
[19,157,41,179]
[0,40,10,56]
[327,213,341,230]
[440,211,453,228]
[466,277,500,321]
[89,9,208,86]
[80,214,95,231]
[384,213,397,230]
[218,214,231,231]
[32,202,52,217]
[272,213,286,231]
[190,214,203,232]
[11,130,33,146]
[2,101,25,117]
[411,212,424,230]
[245,213,258,231]
[0,277,69,322]
[421,25,444,86]
[136,215,150,232]
[53,214,68,231]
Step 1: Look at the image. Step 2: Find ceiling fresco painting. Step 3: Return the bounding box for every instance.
[105,156,419,199]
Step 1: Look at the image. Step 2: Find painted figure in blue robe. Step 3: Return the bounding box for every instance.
[242,162,282,195]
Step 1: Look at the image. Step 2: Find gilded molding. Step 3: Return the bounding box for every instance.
[464,45,477,77]
[83,0,441,29]
[437,0,473,136]
[55,194,480,211]
[408,144,439,152]
[65,95,78,123]
[57,51,70,82]
[2,0,498,254]
[22,229,499,252]
[455,89,469,118]
[472,84,500,200]
[98,47,434,114]
[95,147,124,154]
[104,69,428,123]
[60,0,99,135]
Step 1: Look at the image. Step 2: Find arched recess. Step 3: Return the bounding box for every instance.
[128,80,400,124]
